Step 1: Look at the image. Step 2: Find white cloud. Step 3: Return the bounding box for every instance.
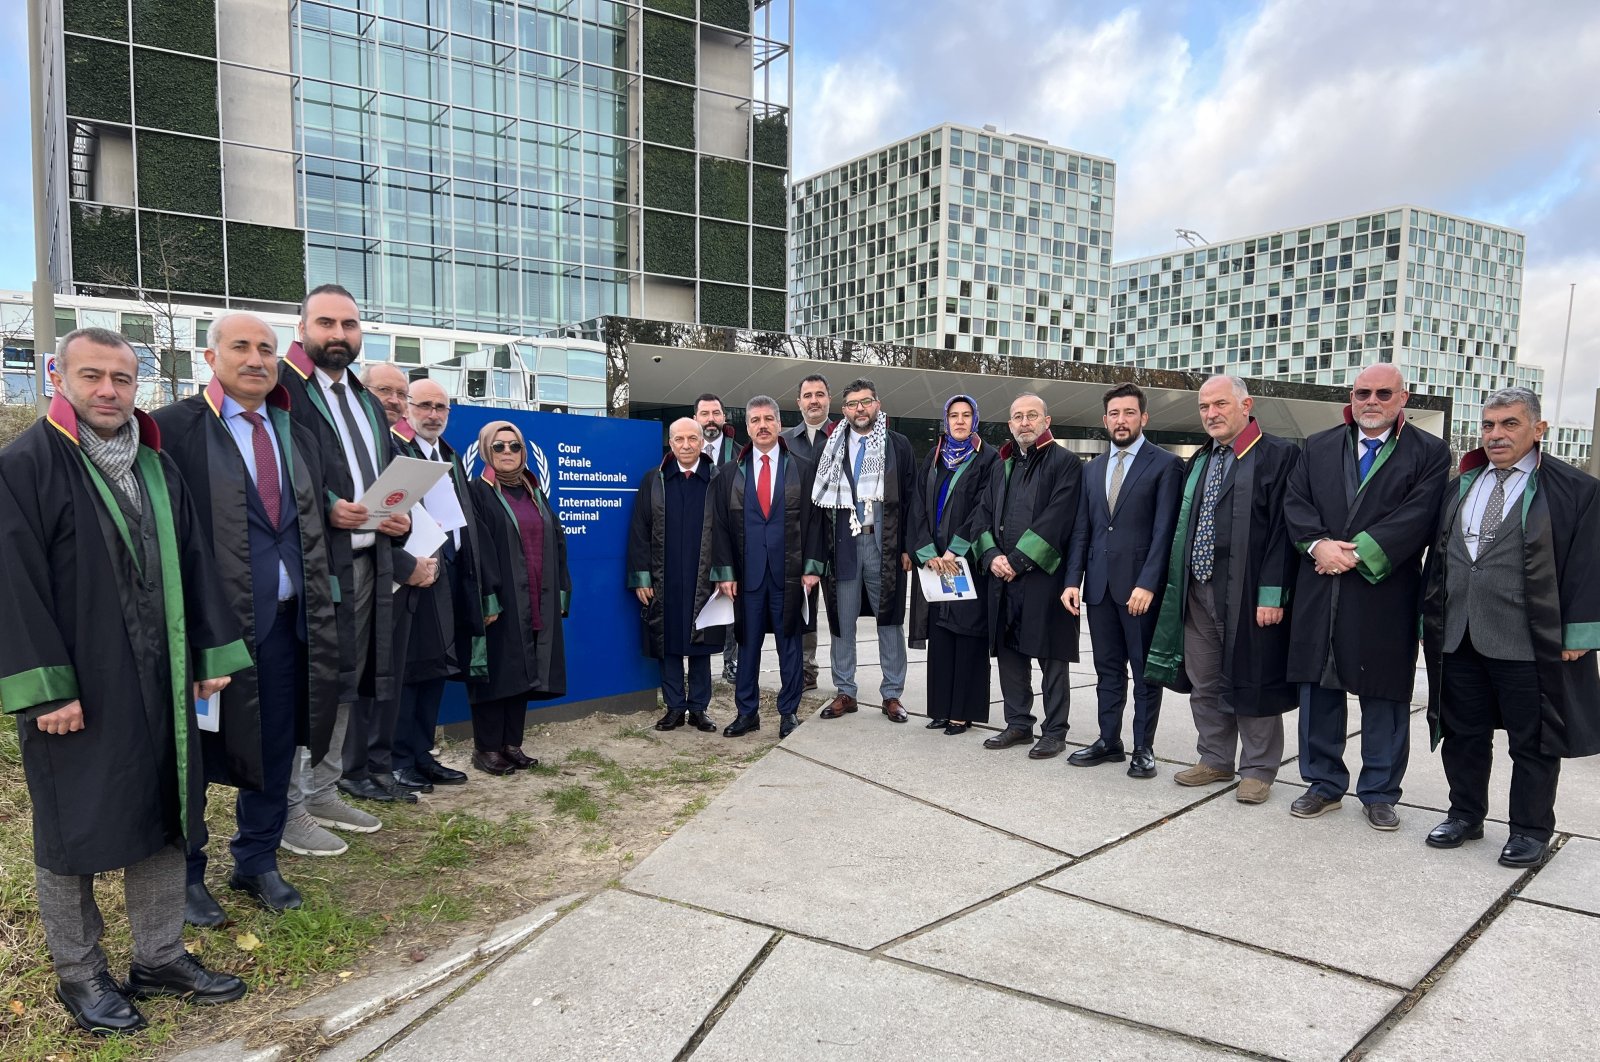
[792,58,907,177]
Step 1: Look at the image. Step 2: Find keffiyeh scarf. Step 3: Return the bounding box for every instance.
[79,416,141,505]
[812,410,887,535]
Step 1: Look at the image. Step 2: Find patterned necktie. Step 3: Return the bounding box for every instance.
[241,410,282,527]
[329,380,377,491]
[852,438,867,525]
[1191,445,1228,582]
[758,454,772,519]
[1478,467,1516,543]
[1358,438,1382,482]
[1107,450,1127,513]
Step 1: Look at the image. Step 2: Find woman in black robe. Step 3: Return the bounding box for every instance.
[467,421,570,775]
[908,396,1000,733]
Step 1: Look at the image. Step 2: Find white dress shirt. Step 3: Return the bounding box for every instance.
[1460,449,1538,561]
[1105,433,1146,499]
[220,394,294,600]
[315,365,378,549]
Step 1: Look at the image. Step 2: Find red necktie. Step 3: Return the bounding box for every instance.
[241,410,282,527]
[757,454,772,518]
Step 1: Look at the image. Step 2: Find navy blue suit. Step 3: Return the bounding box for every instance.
[1065,440,1183,748]
[738,450,802,717]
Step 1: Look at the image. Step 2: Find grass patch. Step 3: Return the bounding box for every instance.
[675,793,710,824]
[545,785,602,822]
[421,812,531,871]
[564,748,612,768]
[614,723,659,742]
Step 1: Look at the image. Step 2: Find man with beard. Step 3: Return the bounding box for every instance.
[1422,387,1600,868]
[0,328,251,1034]
[782,373,834,689]
[278,285,432,848]
[975,394,1084,760]
[812,379,916,724]
[711,395,826,739]
[629,417,728,732]
[153,313,341,921]
[1146,375,1300,805]
[695,392,739,683]
[388,378,483,789]
[1284,364,1448,830]
[1062,383,1183,778]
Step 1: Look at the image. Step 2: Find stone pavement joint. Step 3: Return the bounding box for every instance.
[669,931,785,1062]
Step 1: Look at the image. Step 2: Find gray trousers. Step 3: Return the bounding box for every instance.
[36,844,187,982]
[998,644,1071,740]
[290,548,372,812]
[1185,578,1283,780]
[829,526,907,701]
[802,585,820,681]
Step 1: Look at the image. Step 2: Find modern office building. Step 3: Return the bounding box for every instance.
[37,0,792,333]
[1110,205,1542,454]
[790,122,1115,362]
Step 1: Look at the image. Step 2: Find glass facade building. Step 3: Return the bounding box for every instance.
[790,123,1115,361]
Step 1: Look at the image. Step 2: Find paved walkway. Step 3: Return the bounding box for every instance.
[310,626,1599,1061]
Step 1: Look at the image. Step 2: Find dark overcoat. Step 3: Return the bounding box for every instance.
[627,455,725,658]
[908,441,999,646]
[1423,447,1600,757]
[1284,410,1449,701]
[820,427,917,635]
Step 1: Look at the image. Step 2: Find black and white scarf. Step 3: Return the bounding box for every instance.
[812,412,887,534]
[79,416,141,506]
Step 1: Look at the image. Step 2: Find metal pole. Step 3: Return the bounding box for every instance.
[1553,282,1575,436]
[28,0,57,415]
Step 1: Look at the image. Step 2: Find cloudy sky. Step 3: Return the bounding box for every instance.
[3,1,1595,425]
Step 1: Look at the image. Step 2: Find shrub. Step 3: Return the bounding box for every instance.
[752,287,786,332]
[643,210,694,277]
[701,0,751,33]
[139,211,226,295]
[700,282,748,328]
[136,131,221,215]
[63,0,129,39]
[133,48,219,135]
[752,112,788,167]
[132,0,216,56]
[699,157,748,221]
[70,203,139,284]
[752,226,785,289]
[227,223,306,303]
[700,221,747,283]
[64,36,132,124]
[641,12,695,84]
[752,164,787,228]
[642,79,694,149]
[642,145,695,212]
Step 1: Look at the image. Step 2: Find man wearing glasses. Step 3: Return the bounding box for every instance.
[975,394,1085,759]
[1283,364,1448,830]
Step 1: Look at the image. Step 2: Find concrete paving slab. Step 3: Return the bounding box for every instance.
[694,936,1246,1061]
[782,713,1231,855]
[317,967,475,1062]
[378,890,771,1062]
[624,750,1067,949]
[169,1041,280,1062]
[1044,795,1522,985]
[890,887,1400,1062]
[1364,900,1600,1062]
[1518,837,1600,915]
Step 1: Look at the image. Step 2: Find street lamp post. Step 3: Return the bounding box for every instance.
[28,0,58,414]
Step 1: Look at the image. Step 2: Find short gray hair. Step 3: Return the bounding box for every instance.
[746,394,780,416]
[1201,374,1250,400]
[1484,386,1541,422]
[56,326,135,369]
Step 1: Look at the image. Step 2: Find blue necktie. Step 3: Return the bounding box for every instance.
[1358,438,1382,483]
[852,440,867,525]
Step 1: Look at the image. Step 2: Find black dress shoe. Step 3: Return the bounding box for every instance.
[687,711,717,732]
[926,718,949,729]
[1499,834,1551,868]
[502,746,539,770]
[723,714,761,737]
[371,772,420,803]
[228,869,303,913]
[655,709,686,731]
[1028,736,1067,759]
[57,971,147,1034]
[338,776,397,803]
[779,714,799,738]
[1426,818,1485,849]
[391,767,436,792]
[1127,747,1156,778]
[127,953,247,1005]
[944,722,972,735]
[472,749,516,775]
[184,882,227,928]
[1067,737,1126,767]
[419,761,468,786]
[983,727,1034,750]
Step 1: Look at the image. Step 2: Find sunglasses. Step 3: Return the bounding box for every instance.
[1353,388,1397,402]
[490,441,523,454]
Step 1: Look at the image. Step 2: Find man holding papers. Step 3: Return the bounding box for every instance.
[628,418,730,733]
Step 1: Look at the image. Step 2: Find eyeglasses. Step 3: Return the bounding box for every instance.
[409,400,449,413]
[842,398,877,410]
[1009,411,1045,424]
[490,441,523,454]
[1352,388,1397,402]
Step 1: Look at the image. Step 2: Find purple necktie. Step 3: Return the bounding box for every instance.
[241,410,282,527]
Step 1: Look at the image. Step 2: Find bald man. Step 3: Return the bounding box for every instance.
[361,363,410,427]
[628,417,730,731]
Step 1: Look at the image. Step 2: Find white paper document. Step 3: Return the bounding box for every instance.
[194,694,220,733]
[402,502,447,561]
[695,588,735,630]
[356,456,450,529]
[918,558,978,602]
[420,472,467,534]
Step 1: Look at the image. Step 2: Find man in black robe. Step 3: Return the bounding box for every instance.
[695,392,740,683]
[975,394,1084,760]
[629,417,727,731]
[781,372,835,689]
[0,328,251,1034]
[388,378,483,789]
[1283,364,1448,831]
[1147,375,1300,805]
[153,313,342,924]
[1422,387,1600,868]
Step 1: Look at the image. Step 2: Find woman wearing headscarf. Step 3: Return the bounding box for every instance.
[467,421,570,775]
[908,396,1000,733]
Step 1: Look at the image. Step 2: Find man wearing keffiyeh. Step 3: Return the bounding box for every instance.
[812,378,917,724]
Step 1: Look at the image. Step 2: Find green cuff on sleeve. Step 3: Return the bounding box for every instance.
[559,590,571,615]
[803,558,827,577]
[0,665,79,714]
[483,593,500,616]
[1296,539,1317,556]
[1015,529,1062,575]
[975,531,998,557]
[196,639,254,680]
[1564,622,1600,651]
[330,575,342,604]
[468,635,488,679]
[708,566,735,583]
[949,534,973,559]
[626,571,652,589]
[1257,586,1287,608]
[1352,530,1393,585]
[914,543,938,565]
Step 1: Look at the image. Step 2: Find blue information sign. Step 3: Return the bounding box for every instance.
[435,408,661,724]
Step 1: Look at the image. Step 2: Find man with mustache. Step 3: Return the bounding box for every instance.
[153,313,341,920]
[1421,387,1600,868]
[1283,365,1448,831]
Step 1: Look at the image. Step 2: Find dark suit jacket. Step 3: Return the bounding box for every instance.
[781,419,835,465]
[1065,440,1184,607]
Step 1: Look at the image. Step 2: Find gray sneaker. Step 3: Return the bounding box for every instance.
[307,798,382,834]
[280,811,349,856]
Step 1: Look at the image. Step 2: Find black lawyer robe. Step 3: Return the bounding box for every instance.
[1284,410,1449,702]
[909,441,1000,647]
[0,400,252,875]
[627,454,725,658]
[973,431,1083,662]
[468,471,571,704]
[1423,447,1600,757]
[819,426,917,636]
[152,381,342,775]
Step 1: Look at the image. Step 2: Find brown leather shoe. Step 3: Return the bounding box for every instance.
[501,746,538,770]
[472,749,516,776]
[820,694,858,719]
[881,698,908,723]
[1174,763,1235,787]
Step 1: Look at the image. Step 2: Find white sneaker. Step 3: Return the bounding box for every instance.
[280,811,349,856]
[308,797,382,834]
